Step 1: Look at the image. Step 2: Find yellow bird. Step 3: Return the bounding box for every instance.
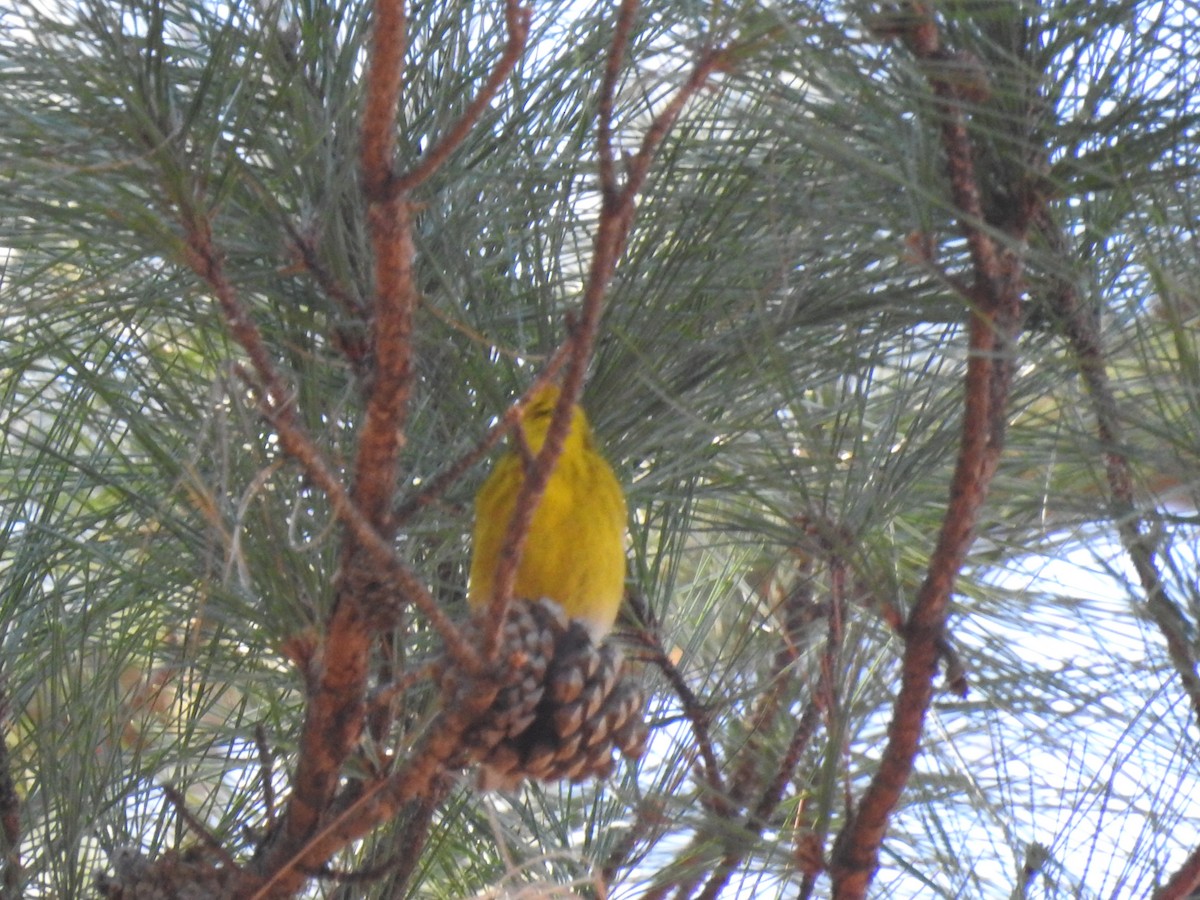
[468,384,627,640]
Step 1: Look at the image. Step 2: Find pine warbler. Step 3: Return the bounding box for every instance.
[468,385,627,640]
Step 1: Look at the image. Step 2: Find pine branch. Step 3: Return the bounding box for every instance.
[829,5,1031,894]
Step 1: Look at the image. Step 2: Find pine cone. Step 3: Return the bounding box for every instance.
[449,599,562,762]
[94,846,236,899]
[452,600,648,790]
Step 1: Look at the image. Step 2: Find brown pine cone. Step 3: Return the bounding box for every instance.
[460,600,648,790]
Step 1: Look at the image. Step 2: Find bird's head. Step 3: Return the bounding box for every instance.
[518,384,594,455]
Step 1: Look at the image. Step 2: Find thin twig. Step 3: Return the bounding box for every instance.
[289,240,363,324]
[478,366,580,658]
[223,154,372,373]
[393,412,514,522]
[597,0,640,203]
[255,724,277,828]
[570,42,729,385]
[639,627,728,805]
[620,48,729,218]
[162,785,238,868]
[182,215,292,414]
[693,555,845,900]
[1039,212,1200,725]
[393,345,570,525]
[0,679,20,898]
[285,231,370,372]
[726,571,820,806]
[775,558,847,835]
[395,0,531,193]
[600,796,677,884]
[366,660,438,718]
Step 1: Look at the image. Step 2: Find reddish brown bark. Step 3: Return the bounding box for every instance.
[828,5,1031,895]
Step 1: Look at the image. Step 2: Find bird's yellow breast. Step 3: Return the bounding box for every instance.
[467,387,627,639]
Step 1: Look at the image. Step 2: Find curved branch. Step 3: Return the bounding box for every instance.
[828,5,1028,895]
[395,0,531,193]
